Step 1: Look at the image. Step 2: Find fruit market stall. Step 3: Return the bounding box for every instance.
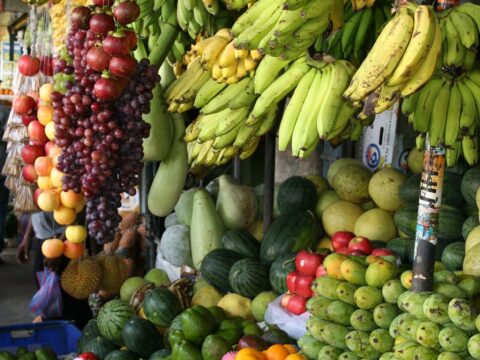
[5,0,480,359]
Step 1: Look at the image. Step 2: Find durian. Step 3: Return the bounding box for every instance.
[98,256,130,294]
[61,257,102,299]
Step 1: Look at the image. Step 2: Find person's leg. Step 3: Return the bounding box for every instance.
[0,176,9,255]
[33,238,45,289]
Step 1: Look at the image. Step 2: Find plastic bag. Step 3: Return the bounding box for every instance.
[29,270,63,319]
[263,296,309,340]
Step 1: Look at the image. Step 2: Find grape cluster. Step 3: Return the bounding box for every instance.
[52,7,158,244]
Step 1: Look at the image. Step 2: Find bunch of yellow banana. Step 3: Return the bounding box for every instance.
[230,0,338,60]
[402,69,480,167]
[344,4,442,115]
[164,57,211,112]
[50,0,87,52]
[438,3,480,71]
[317,0,391,65]
[351,0,376,11]
[278,59,361,158]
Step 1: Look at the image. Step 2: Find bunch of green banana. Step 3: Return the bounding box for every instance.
[351,0,377,11]
[177,0,218,38]
[221,0,252,11]
[316,1,392,66]
[438,3,480,71]
[164,57,211,112]
[344,4,442,115]
[231,0,337,60]
[402,69,480,167]
[278,59,360,158]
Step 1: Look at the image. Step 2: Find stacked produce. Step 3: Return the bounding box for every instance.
[0,347,57,360]
[52,3,159,244]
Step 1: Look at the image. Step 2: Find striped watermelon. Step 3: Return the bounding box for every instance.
[229,258,270,299]
[97,299,136,344]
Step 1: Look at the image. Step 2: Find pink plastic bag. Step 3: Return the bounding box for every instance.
[29,270,63,319]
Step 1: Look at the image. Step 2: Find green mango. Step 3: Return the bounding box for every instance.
[476,313,480,332]
[468,334,480,360]
[326,301,355,326]
[423,293,450,324]
[433,282,468,299]
[378,352,397,360]
[297,334,325,359]
[241,321,263,337]
[415,321,441,349]
[393,341,419,360]
[313,277,341,300]
[338,351,359,360]
[0,352,16,360]
[373,303,399,329]
[350,309,377,332]
[345,330,370,353]
[218,319,242,332]
[458,276,480,297]
[321,323,349,350]
[169,329,186,348]
[35,348,56,360]
[438,352,463,360]
[398,291,431,320]
[306,317,329,342]
[390,313,415,339]
[382,279,405,305]
[317,345,341,360]
[447,298,477,331]
[434,270,459,284]
[438,325,469,352]
[369,329,393,353]
[172,341,202,360]
[358,344,381,360]
[365,260,398,288]
[306,296,331,320]
[180,306,217,345]
[354,286,384,310]
[336,282,358,306]
[207,306,227,325]
[398,316,422,341]
[339,259,367,286]
[412,347,438,360]
[201,334,230,360]
[215,328,242,347]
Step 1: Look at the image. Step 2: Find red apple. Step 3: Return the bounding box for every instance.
[294,274,315,298]
[316,264,327,278]
[295,250,324,276]
[21,144,45,164]
[371,248,395,257]
[336,246,349,255]
[33,188,42,205]
[286,271,298,293]
[21,114,36,127]
[18,55,40,76]
[332,231,355,250]
[22,164,38,182]
[13,95,36,115]
[28,121,47,143]
[281,293,293,308]
[348,237,373,255]
[286,294,307,315]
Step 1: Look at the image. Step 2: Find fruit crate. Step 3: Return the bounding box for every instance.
[0,321,81,358]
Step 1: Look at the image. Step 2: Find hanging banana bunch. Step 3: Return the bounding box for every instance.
[344,3,442,115]
[351,0,377,11]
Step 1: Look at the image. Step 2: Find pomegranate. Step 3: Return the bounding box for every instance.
[103,33,131,56]
[89,13,115,35]
[86,46,111,72]
[113,1,140,25]
[93,0,115,5]
[71,6,91,29]
[93,76,122,100]
[109,55,137,77]
[18,55,40,76]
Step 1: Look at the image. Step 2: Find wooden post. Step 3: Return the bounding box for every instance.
[233,156,242,182]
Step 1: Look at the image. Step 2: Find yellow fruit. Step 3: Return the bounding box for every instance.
[37,191,60,211]
[45,121,55,141]
[39,83,54,102]
[60,190,83,208]
[75,202,85,213]
[54,205,76,225]
[50,168,64,188]
[37,176,52,190]
[316,236,333,251]
[368,168,406,211]
[65,225,87,243]
[37,105,54,126]
[322,201,364,236]
[42,238,64,258]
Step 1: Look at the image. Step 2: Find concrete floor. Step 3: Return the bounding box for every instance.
[0,248,35,326]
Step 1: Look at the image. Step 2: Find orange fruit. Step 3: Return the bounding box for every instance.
[41,238,64,258]
[60,190,83,208]
[236,348,266,360]
[37,105,54,125]
[53,205,76,225]
[37,191,60,211]
[263,345,290,360]
[283,345,297,354]
[285,355,306,360]
[63,240,84,259]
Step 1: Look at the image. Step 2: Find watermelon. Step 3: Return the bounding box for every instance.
[143,287,182,327]
[441,242,465,271]
[387,238,415,263]
[229,258,270,299]
[83,337,118,360]
[260,211,318,267]
[78,320,101,353]
[149,349,172,359]
[104,350,138,360]
[461,166,480,206]
[463,215,479,240]
[221,229,260,259]
[269,252,296,293]
[200,249,245,293]
[277,176,318,214]
[97,300,136,344]
[122,318,162,358]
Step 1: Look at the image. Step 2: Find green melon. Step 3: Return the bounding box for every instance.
[354,208,397,242]
[120,277,149,302]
